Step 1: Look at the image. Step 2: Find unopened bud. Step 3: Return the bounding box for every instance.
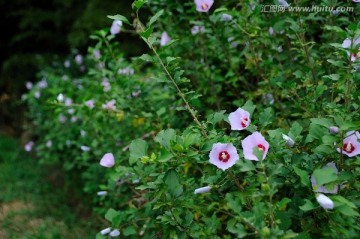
[329,126,339,134]
[194,186,211,194]
[282,134,295,147]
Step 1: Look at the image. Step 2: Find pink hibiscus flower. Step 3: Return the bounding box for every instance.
[337,131,360,157]
[229,108,251,130]
[242,132,270,161]
[209,143,239,171]
[194,0,214,12]
[100,153,115,167]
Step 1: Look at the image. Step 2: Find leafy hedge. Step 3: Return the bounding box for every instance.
[25,0,360,238]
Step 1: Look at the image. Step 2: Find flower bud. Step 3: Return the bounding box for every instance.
[329,126,339,134]
[316,193,334,210]
[282,134,295,147]
[194,186,211,194]
[110,229,120,237]
[97,191,107,196]
[100,227,111,235]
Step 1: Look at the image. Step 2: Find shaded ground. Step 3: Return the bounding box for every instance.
[0,134,98,239]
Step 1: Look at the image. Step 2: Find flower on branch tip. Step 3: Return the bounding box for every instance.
[228,108,251,130]
[342,37,360,62]
[209,143,239,171]
[57,93,64,102]
[328,126,339,134]
[316,193,334,210]
[25,141,34,152]
[97,191,107,196]
[311,162,339,194]
[26,82,33,90]
[221,13,232,22]
[110,229,120,237]
[282,134,295,147]
[85,99,95,109]
[194,186,211,194]
[110,20,122,35]
[160,32,171,46]
[102,99,116,110]
[191,25,205,35]
[46,140,52,148]
[75,54,83,65]
[100,228,111,235]
[242,132,270,161]
[337,131,360,157]
[81,146,90,152]
[100,153,115,168]
[195,0,214,12]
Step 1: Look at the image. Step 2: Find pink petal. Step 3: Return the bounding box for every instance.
[100,153,115,167]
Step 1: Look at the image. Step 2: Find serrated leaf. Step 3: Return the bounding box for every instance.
[164,169,183,197]
[148,9,164,26]
[139,54,154,62]
[129,139,148,165]
[313,167,337,186]
[299,199,315,211]
[155,129,176,149]
[293,166,310,187]
[107,14,129,24]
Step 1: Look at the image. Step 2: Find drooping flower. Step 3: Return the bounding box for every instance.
[209,143,239,171]
[101,78,111,92]
[102,99,116,110]
[311,162,339,194]
[191,25,205,35]
[242,132,270,161]
[269,27,275,36]
[100,228,111,235]
[93,49,101,60]
[85,99,95,109]
[278,0,289,7]
[97,191,108,196]
[46,140,52,148]
[81,146,90,152]
[34,91,41,99]
[194,0,214,12]
[316,193,334,210]
[64,60,70,68]
[328,126,339,134]
[221,13,233,22]
[24,141,34,152]
[342,37,360,62]
[37,79,48,89]
[100,153,115,167]
[337,131,360,157]
[282,134,295,147]
[194,186,212,194]
[160,32,171,46]
[58,114,67,123]
[75,54,83,65]
[110,229,120,237]
[110,20,123,35]
[228,108,251,130]
[25,82,33,90]
[57,93,64,102]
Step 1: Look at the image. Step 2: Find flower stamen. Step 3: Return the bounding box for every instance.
[258,144,265,151]
[343,142,355,153]
[201,3,208,10]
[218,151,230,162]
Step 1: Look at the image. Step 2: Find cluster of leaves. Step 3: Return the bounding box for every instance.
[25,0,360,238]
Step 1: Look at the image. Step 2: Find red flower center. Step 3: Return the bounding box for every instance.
[241,117,249,128]
[201,3,208,10]
[218,151,230,162]
[258,144,265,151]
[343,142,355,153]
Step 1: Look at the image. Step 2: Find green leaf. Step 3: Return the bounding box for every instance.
[140,27,153,40]
[258,107,274,127]
[148,9,164,26]
[123,226,137,236]
[139,54,154,62]
[293,166,310,187]
[207,110,226,125]
[313,167,337,186]
[129,139,148,165]
[107,14,129,24]
[164,169,183,197]
[132,0,147,10]
[299,199,315,212]
[289,121,303,140]
[105,208,122,226]
[155,129,176,149]
[241,100,256,116]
